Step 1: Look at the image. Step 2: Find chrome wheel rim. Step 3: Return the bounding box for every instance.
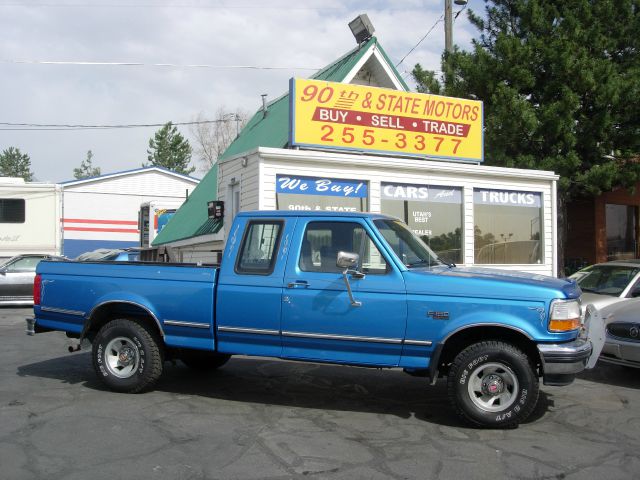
[104,336,140,379]
[467,362,519,412]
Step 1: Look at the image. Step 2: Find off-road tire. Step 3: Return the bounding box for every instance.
[447,340,539,428]
[180,350,231,371]
[92,318,164,393]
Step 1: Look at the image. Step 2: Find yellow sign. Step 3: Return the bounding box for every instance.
[289,78,483,162]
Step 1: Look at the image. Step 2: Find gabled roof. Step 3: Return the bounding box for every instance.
[60,166,199,186]
[220,36,408,161]
[152,166,219,245]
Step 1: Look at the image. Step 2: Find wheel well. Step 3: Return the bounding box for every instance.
[436,326,541,376]
[84,302,163,343]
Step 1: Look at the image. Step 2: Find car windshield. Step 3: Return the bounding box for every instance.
[374,219,444,268]
[571,265,640,296]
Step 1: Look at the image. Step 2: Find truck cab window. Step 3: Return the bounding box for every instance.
[236,221,282,275]
[299,221,387,274]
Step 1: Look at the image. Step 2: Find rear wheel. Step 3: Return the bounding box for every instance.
[447,341,539,428]
[180,350,231,371]
[92,318,163,393]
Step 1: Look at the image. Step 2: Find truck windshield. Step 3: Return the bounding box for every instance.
[374,219,445,268]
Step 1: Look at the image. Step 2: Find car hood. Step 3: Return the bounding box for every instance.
[403,265,580,301]
[578,292,625,311]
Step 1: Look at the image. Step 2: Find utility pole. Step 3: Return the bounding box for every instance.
[445,0,453,53]
[445,0,468,54]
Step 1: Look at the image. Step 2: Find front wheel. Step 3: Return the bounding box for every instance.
[447,341,539,428]
[92,318,164,393]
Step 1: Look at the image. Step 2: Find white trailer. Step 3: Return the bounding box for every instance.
[0,177,62,260]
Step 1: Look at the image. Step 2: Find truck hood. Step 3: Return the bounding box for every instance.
[403,265,580,301]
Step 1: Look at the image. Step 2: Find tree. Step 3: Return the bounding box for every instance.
[73,150,101,179]
[145,122,195,175]
[190,108,248,172]
[413,0,640,274]
[0,147,34,181]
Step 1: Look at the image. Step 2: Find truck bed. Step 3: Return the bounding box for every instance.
[35,260,218,350]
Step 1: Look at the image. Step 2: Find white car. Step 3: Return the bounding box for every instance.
[569,260,640,311]
[599,299,640,368]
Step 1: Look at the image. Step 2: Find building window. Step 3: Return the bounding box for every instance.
[276,175,368,212]
[474,189,543,264]
[299,221,387,274]
[0,198,25,223]
[380,183,463,264]
[236,221,283,275]
[606,204,638,261]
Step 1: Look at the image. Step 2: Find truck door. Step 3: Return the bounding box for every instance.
[281,218,407,366]
[215,216,296,357]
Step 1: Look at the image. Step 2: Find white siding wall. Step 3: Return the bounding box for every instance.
[64,171,196,197]
[217,155,261,234]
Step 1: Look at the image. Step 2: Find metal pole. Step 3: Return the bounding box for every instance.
[445,0,453,53]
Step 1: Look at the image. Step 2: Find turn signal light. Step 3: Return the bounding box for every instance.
[549,299,581,332]
[33,274,42,305]
[549,318,581,332]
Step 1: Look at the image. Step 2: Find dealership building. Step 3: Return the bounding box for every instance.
[154,34,560,277]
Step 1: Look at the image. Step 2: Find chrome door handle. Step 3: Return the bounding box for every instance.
[287,280,309,288]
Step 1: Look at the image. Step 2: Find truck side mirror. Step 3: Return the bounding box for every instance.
[337,251,359,269]
[337,251,363,307]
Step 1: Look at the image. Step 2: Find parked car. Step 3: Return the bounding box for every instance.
[75,248,140,262]
[0,254,66,306]
[599,299,640,368]
[569,260,640,311]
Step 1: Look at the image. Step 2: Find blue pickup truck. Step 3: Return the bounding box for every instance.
[27,211,603,428]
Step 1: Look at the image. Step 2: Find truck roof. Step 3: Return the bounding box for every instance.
[237,210,396,220]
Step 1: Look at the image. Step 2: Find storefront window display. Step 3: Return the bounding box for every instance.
[380,183,463,264]
[276,175,368,212]
[474,189,543,264]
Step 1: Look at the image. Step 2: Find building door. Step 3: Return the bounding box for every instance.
[606,204,638,260]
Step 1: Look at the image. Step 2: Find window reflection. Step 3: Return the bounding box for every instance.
[380,183,462,264]
[474,189,543,264]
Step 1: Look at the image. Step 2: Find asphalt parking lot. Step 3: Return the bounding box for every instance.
[1,307,639,480]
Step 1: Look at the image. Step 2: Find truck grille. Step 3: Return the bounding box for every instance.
[607,322,640,342]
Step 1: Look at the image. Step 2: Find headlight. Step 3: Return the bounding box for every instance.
[549,299,581,332]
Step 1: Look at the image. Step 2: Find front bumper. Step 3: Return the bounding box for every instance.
[599,339,640,368]
[537,305,605,386]
[538,339,592,385]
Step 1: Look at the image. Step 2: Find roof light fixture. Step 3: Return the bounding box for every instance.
[349,14,375,45]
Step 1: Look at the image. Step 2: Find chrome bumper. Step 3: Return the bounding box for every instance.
[537,305,605,386]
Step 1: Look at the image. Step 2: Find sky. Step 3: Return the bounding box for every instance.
[0,0,479,182]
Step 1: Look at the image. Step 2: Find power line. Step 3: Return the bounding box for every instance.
[395,4,469,69]
[395,13,444,68]
[0,2,343,9]
[0,119,230,131]
[1,59,319,70]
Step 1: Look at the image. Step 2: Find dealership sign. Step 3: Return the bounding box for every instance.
[474,189,541,208]
[289,78,483,162]
[381,183,462,203]
[276,175,367,197]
